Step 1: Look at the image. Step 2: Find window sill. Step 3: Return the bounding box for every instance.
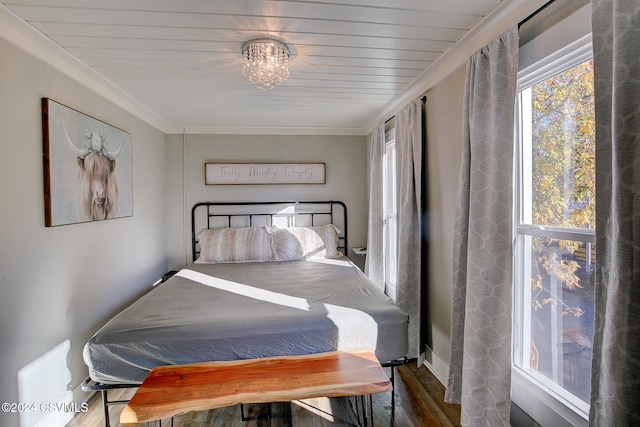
[511,369,588,427]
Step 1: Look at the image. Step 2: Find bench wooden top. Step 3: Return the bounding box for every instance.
[120,349,391,424]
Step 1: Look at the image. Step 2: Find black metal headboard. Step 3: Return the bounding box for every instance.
[191,201,348,262]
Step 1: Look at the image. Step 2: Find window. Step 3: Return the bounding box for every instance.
[383,130,397,299]
[514,39,595,422]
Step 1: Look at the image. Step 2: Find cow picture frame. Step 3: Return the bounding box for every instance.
[42,98,133,227]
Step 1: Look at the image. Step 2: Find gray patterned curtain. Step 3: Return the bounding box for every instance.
[445,27,519,427]
[364,124,386,292]
[590,1,640,424]
[395,98,423,360]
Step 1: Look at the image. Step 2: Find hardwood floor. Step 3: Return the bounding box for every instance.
[66,363,461,427]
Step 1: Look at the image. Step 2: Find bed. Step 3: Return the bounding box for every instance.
[82,201,409,425]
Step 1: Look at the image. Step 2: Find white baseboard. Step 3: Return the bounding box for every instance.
[422,346,449,387]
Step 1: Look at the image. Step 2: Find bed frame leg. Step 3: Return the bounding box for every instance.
[383,357,410,427]
[100,390,110,427]
[390,365,395,425]
[82,377,140,427]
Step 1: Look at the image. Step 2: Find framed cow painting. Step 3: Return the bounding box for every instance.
[42,98,133,227]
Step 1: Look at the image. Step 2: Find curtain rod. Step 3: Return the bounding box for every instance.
[385,96,426,124]
[518,0,555,28]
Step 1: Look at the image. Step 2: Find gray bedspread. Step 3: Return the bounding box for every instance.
[83,258,408,384]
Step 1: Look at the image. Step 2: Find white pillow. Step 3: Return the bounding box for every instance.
[271,224,340,261]
[195,226,273,263]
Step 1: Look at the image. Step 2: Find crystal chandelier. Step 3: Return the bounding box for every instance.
[241,39,290,90]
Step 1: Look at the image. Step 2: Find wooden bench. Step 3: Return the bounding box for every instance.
[120,349,392,425]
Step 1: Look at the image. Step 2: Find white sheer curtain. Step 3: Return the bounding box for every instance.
[395,98,423,360]
[590,1,640,425]
[364,124,386,293]
[445,27,519,427]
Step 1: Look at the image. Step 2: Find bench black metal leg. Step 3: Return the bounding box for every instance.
[352,394,374,427]
[362,395,369,427]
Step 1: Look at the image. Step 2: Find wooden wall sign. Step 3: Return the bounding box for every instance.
[205,163,325,185]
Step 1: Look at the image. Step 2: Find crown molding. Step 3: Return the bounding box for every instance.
[0,4,172,133]
[171,125,368,136]
[362,0,550,134]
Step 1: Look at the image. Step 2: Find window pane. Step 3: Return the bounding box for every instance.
[516,57,595,415]
[384,142,397,290]
[388,216,397,284]
[516,236,595,404]
[526,60,595,229]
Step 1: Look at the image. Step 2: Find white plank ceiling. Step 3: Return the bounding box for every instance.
[3,0,503,134]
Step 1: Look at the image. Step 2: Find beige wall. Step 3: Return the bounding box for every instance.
[423,65,466,382]
[165,134,369,270]
[0,38,167,427]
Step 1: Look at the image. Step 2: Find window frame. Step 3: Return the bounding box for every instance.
[512,11,594,425]
[383,129,397,299]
